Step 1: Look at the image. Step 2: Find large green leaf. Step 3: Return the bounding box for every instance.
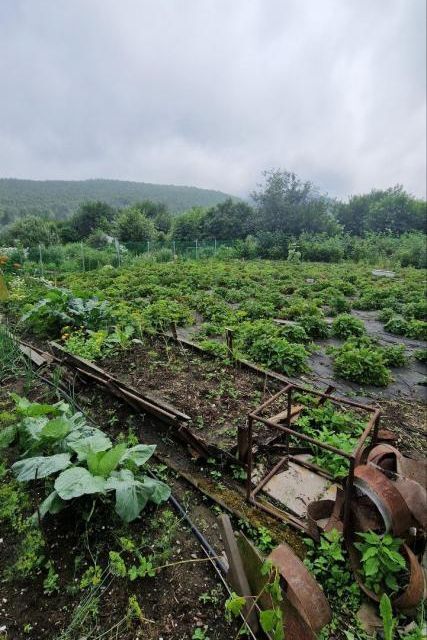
[11,394,61,418]
[0,424,17,449]
[120,444,156,467]
[33,490,66,521]
[87,443,127,478]
[40,417,72,442]
[105,469,151,523]
[141,476,171,504]
[68,434,112,461]
[12,453,72,481]
[55,467,106,500]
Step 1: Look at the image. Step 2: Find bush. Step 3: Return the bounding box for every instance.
[377,307,395,323]
[406,320,427,341]
[384,316,409,336]
[333,339,391,386]
[244,336,309,375]
[328,294,351,316]
[299,314,330,338]
[332,314,365,339]
[141,299,194,330]
[281,323,310,343]
[380,345,406,368]
[414,348,427,364]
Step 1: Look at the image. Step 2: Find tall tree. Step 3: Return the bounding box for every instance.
[116,207,156,242]
[251,170,338,235]
[203,198,255,239]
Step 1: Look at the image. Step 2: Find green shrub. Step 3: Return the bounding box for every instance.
[377,308,395,323]
[299,314,330,338]
[331,314,365,339]
[406,320,427,341]
[142,299,194,330]
[198,340,230,360]
[332,339,391,386]
[414,348,427,364]
[281,323,309,343]
[354,531,406,594]
[380,345,406,368]
[384,316,409,336]
[329,294,351,316]
[243,336,309,375]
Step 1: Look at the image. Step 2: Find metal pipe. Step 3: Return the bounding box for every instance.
[251,414,354,459]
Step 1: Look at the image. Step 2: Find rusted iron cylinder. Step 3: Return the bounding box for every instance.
[353,465,412,536]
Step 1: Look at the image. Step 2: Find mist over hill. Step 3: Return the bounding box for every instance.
[0,178,236,225]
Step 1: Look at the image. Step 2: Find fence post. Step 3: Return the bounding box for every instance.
[80,242,85,272]
[173,240,176,258]
[225,328,234,360]
[147,240,150,254]
[195,239,198,259]
[39,243,44,277]
[114,238,121,267]
[214,238,217,255]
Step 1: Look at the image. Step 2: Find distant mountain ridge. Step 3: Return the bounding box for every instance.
[0,178,236,225]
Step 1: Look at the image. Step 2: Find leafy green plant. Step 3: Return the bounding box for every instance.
[414,348,427,364]
[43,560,60,595]
[332,338,391,386]
[8,396,171,523]
[304,530,361,638]
[354,531,406,594]
[380,593,395,640]
[21,287,110,337]
[225,560,284,640]
[299,314,330,338]
[332,314,365,339]
[380,345,407,368]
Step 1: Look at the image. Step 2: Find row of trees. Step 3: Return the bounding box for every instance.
[0,170,425,248]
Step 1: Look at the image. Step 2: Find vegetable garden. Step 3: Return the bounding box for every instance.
[0,255,426,639]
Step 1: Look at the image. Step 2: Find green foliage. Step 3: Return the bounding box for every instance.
[354,531,406,594]
[7,395,170,524]
[304,530,361,638]
[332,314,366,339]
[380,344,407,368]
[295,401,366,476]
[225,560,284,640]
[251,169,339,236]
[332,338,391,386]
[0,215,59,247]
[21,286,110,337]
[414,348,427,364]
[142,299,194,330]
[299,314,330,338]
[0,325,32,383]
[43,560,60,595]
[116,207,156,242]
[380,593,395,640]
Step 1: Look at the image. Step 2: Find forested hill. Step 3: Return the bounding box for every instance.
[0,178,235,224]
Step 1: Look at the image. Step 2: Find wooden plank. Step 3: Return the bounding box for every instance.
[49,340,191,423]
[18,343,50,367]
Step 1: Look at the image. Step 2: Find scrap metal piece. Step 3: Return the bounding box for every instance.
[268,544,332,633]
[307,489,344,541]
[394,478,427,530]
[236,533,321,639]
[354,465,412,536]
[217,515,259,632]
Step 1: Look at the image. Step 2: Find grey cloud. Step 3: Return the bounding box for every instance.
[0,0,425,198]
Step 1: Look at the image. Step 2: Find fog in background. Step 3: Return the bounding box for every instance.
[0,0,425,198]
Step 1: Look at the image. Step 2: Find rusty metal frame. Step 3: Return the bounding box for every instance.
[243,382,381,535]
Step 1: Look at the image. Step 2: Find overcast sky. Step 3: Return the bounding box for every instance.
[0,0,425,199]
